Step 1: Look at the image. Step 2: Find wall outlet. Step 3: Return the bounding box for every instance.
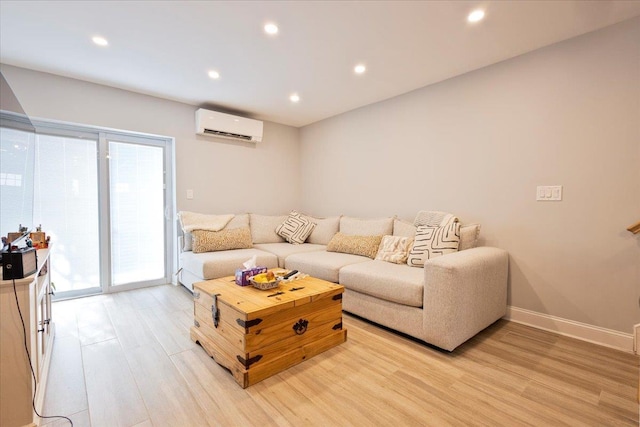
[186,189,194,200]
[536,185,562,201]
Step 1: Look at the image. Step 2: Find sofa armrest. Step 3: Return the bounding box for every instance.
[422,246,509,351]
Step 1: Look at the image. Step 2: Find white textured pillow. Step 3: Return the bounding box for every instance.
[407,221,461,267]
[276,211,317,244]
[305,215,340,245]
[340,216,394,236]
[392,219,416,237]
[249,214,288,244]
[459,223,481,251]
[375,235,414,264]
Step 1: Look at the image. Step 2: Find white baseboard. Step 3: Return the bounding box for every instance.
[504,306,634,353]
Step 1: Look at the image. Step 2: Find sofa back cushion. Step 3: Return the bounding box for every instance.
[192,227,253,253]
[459,223,481,251]
[340,216,394,236]
[306,215,340,245]
[250,214,288,243]
[392,219,416,237]
[227,213,249,229]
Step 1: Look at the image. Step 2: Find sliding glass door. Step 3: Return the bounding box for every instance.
[107,136,168,290]
[25,123,174,299]
[33,132,101,297]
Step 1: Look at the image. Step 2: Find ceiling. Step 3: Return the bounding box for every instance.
[1,1,640,128]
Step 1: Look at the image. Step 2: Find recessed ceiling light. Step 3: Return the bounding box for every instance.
[208,70,220,79]
[289,93,300,103]
[354,64,366,74]
[467,9,485,23]
[264,23,279,35]
[92,36,108,46]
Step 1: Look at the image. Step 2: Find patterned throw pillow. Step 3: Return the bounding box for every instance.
[275,211,317,244]
[375,235,414,264]
[407,221,460,267]
[192,227,253,253]
[326,232,383,259]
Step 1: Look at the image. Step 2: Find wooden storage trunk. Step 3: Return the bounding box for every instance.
[191,274,347,388]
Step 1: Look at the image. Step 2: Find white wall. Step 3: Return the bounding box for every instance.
[299,18,640,334]
[0,64,300,215]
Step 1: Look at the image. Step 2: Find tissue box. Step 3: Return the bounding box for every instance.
[235,266,267,286]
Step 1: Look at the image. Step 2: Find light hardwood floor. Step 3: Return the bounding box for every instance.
[39,284,638,427]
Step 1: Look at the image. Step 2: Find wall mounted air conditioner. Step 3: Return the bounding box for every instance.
[195,108,263,142]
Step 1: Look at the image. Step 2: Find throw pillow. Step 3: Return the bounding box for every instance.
[276,211,317,244]
[182,213,249,252]
[192,227,253,253]
[407,221,461,267]
[375,235,414,264]
[326,232,382,259]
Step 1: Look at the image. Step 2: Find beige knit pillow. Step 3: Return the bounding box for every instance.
[326,232,382,259]
[192,227,253,253]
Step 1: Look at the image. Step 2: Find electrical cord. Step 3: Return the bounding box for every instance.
[12,277,73,426]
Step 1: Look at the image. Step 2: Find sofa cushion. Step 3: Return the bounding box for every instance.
[250,214,288,243]
[393,219,416,237]
[253,243,326,268]
[339,260,424,308]
[326,232,382,259]
[407,221,461,267]
[192,227,253,253]
[180,248,278,280]
[275,211,316,244]
[227,213,250,229]
[459,224,481,251]
[340,216,393,236]
[285,251,370,283]
[375,235,413,264]
[306,215,340,245]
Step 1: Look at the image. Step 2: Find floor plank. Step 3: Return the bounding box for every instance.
[41,335,88,419]
[82,339,149,427]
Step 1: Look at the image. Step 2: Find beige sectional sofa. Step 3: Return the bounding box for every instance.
[178,212,508,351]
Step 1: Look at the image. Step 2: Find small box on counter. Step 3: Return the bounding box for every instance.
[235,266,267,286]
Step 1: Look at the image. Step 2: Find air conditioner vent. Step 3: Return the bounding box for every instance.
[202,128,253,141]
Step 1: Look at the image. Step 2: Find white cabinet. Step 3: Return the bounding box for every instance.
[0,248,54,427]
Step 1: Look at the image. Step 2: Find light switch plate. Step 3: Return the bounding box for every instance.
[536,185,562,201]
